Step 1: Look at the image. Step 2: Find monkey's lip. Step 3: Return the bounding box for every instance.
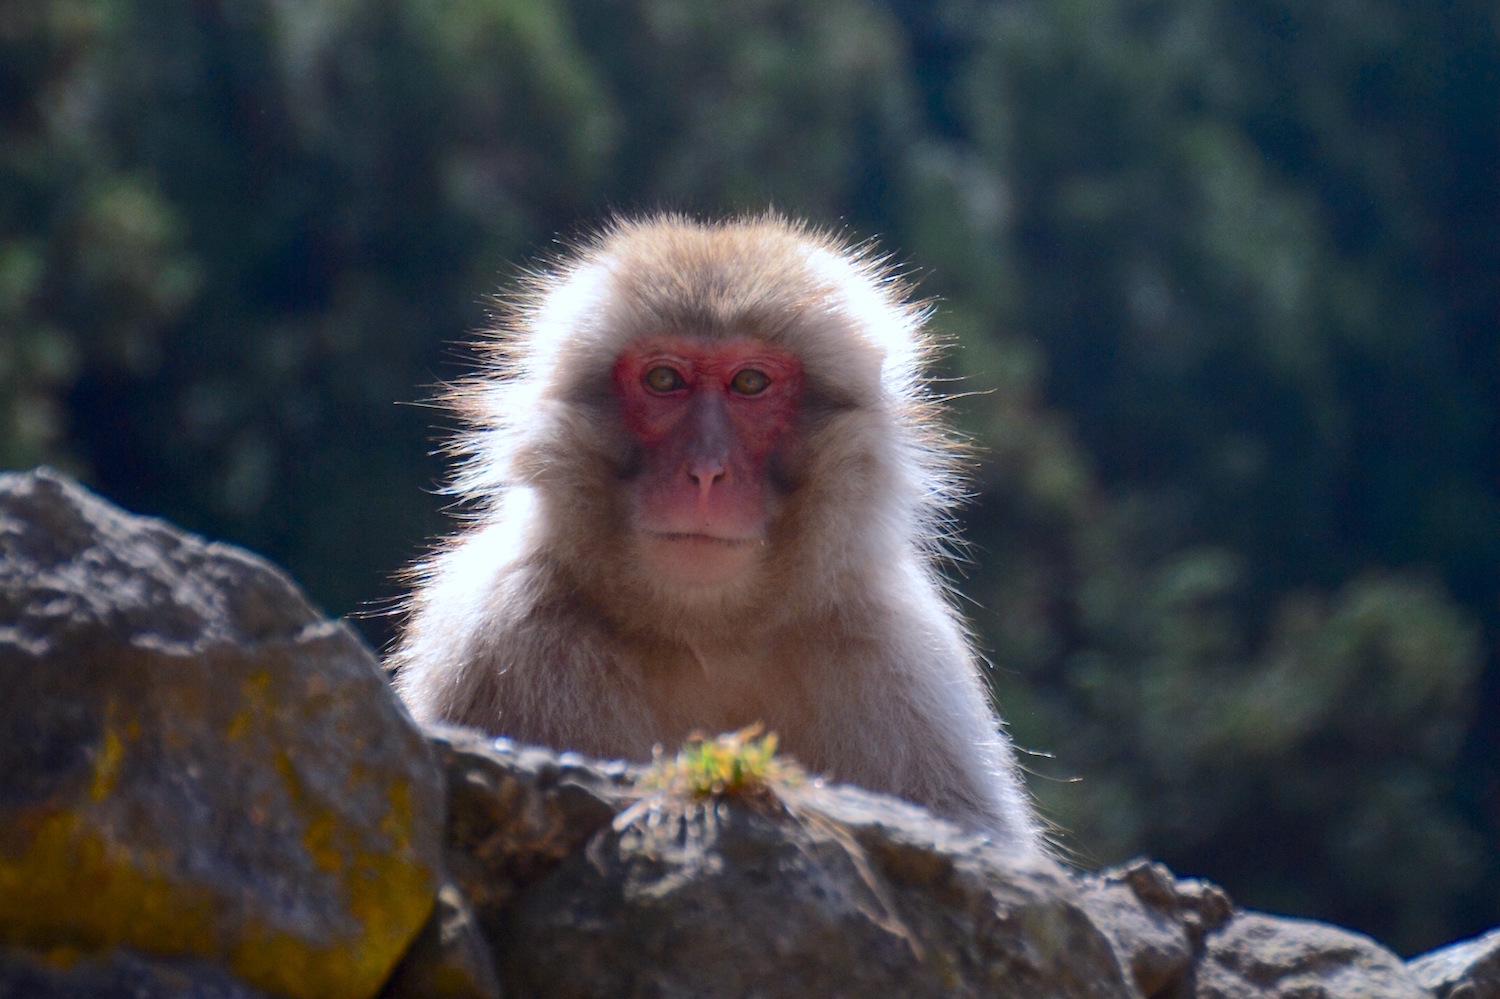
[644,531,761,547]
[639,530,763,587]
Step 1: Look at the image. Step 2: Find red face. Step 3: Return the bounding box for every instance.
[612,337,802,587]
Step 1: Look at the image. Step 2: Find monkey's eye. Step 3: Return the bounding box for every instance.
[729,368,770,395]
[643,366,686,393]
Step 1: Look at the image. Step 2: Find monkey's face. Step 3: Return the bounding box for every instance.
[612,336,803,589]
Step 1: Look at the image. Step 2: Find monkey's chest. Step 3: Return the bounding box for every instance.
[638,647,807,739]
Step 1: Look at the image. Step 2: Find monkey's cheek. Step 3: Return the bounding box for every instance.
[635,532,764,589]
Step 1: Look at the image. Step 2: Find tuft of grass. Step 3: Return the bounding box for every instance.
[635,724,801,801]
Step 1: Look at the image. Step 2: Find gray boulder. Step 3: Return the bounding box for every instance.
[1194,912,1430,999]
[0,469,445,999]
[434,726,1133,999]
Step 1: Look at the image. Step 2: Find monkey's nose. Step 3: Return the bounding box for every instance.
[688,461,726,502]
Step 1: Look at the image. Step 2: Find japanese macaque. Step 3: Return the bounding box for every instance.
[391,214,1040,849]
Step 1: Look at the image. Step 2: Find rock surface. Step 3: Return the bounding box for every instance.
[429,727,635,933]
[435,727,1132,997]
[1194,913,1430,999]
[0,469,445,999]
[1078,859,1235,995]
[514,781,1128,997]
[377,883,503,999]
[1,468,1496,999]
[1409,927,1500,999]
[0,946,281,999]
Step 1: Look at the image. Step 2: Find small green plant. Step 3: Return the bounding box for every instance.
[635,724,802,801]
[614,725,804,836]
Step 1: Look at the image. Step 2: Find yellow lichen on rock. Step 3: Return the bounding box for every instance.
[0,806,219,956]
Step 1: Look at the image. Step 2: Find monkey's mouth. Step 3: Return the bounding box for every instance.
[638,531,764,587]
[647,531,760,547]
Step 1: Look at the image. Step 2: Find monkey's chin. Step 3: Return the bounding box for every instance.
[637,531,763,589]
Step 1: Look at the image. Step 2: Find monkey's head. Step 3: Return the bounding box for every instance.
[449,214,960,635]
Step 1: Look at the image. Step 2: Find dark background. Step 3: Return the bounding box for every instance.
[2,0,1495,955]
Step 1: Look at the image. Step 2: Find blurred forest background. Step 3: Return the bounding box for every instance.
[2,0,1496,955]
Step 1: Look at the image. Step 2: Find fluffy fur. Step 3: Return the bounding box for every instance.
[391,214,1040,847]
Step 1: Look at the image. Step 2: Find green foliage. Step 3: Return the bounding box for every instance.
[563,0,920,217]
[904,0,1497,950]
[1,0,1494,954]
[636,725,800,801]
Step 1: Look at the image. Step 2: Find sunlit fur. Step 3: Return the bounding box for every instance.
[390,214,1040,848]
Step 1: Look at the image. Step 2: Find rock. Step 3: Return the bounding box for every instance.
[1078,860,1441,999]
[428,726,633,935]
[1079,858,1234,996]
[379,884,503,999]
[467,749,1136,999]
[1409,927,1500,999]
[0,469,444,999]
[1195,912,1431,999]
[0,946,281,999]
[437,730,1491,999]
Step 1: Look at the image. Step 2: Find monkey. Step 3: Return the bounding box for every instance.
[390,214,1041,850]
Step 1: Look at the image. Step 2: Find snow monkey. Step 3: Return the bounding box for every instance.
[391,214,1040,848]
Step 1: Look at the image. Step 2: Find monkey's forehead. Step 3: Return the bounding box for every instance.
[510,216,932,403]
